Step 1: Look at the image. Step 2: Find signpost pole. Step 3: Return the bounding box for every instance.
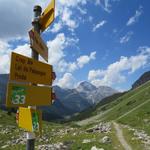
[26,5,42,150]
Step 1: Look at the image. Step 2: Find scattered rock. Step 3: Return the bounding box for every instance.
[91,146,104,150]
[101,136,111,144]
[123,124,150,147]
[143,119,149,123]
[86,122,111,133]
[82,139,95,143]
[1,145,9,149]
[37,142,72,150]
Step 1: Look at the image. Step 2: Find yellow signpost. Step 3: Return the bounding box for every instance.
[40,0,55,32]
[19,107,42,134]
[6,2,56,148]
[6,83,52,107]
[10,52,53,85]
[29,29,48,62]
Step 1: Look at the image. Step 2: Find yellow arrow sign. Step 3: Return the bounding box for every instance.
[29,29,48,62]
[6,83,53,107]
[40,0,55,32]
[18,107,42,134]
[10,52,53,85]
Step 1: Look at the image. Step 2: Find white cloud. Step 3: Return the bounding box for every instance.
[126,6,143,26]
[0,0,88,39]
[120,31,133,44]
[0,39,31,73]
[48,0,88,33]
[88,47,150,87]
[0,32,96,75]
[95,0,120,13]
[50,22,63,33]
[0,0,49,41]
[0,40,10,55]
[62,7,78,30]
[88,70,106,81]
[68,62,78,72]
[47,33,67,65]
[98,0,112,13]
[47,33,96,73]
[92,20,107,32]
[58,0,87,7]
[13,44,31,57]
[0,54,10,74]
[77,52,96,68]
[56,73,75,89]
[78,7,87,15]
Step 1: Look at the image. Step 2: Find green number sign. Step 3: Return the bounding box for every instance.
[11,86,26,104]
[32,112,39,132]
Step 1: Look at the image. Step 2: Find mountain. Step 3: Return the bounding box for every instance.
[0,74,9,108]
[1,79,150,149]
[76,81,118,104]
[53,85,91,114]
[132,71,150,89]
[41,98,74,121]
[0,74,117,120]
[77,81,97,92]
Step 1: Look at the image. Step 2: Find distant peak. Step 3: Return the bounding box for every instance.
[76,81,97,92]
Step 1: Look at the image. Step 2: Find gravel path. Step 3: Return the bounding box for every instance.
[113,122,132,150]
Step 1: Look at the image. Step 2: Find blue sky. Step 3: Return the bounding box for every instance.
[0,0,150,91]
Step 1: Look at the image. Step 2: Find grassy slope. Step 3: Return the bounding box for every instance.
[69,92,125,122]
[1,81,150,149]
[99,81,150,134]
[121,125,145,150]
[0,109,123,150]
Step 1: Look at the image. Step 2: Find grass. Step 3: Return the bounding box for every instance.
[121,125,145,150]
[69,92,125,122]
[118,100,150,134]
[96,81,150,123]
[0,109,123,150]
[1,81,150,149]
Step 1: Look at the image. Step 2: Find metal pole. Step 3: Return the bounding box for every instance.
[26,5,42,150]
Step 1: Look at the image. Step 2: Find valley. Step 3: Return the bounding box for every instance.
[1,76,150,149]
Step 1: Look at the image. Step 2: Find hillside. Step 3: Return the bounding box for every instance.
[1,81,150,149]
[132,71,150,89]
[69,92,125,122]
[77,80,150,124]
[0,109,128,150]
[1,74,150,149]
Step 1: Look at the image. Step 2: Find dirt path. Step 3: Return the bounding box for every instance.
[113,122,132,150]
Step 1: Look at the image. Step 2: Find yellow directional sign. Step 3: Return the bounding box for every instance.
[29,29,48,62]
[18,107,42,134]
[10,52,53,85]
[6,83,52,107]
[40,0,55,32]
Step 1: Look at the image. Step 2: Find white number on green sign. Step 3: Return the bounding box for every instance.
[12,95,25,104]
[11,86,26,104]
